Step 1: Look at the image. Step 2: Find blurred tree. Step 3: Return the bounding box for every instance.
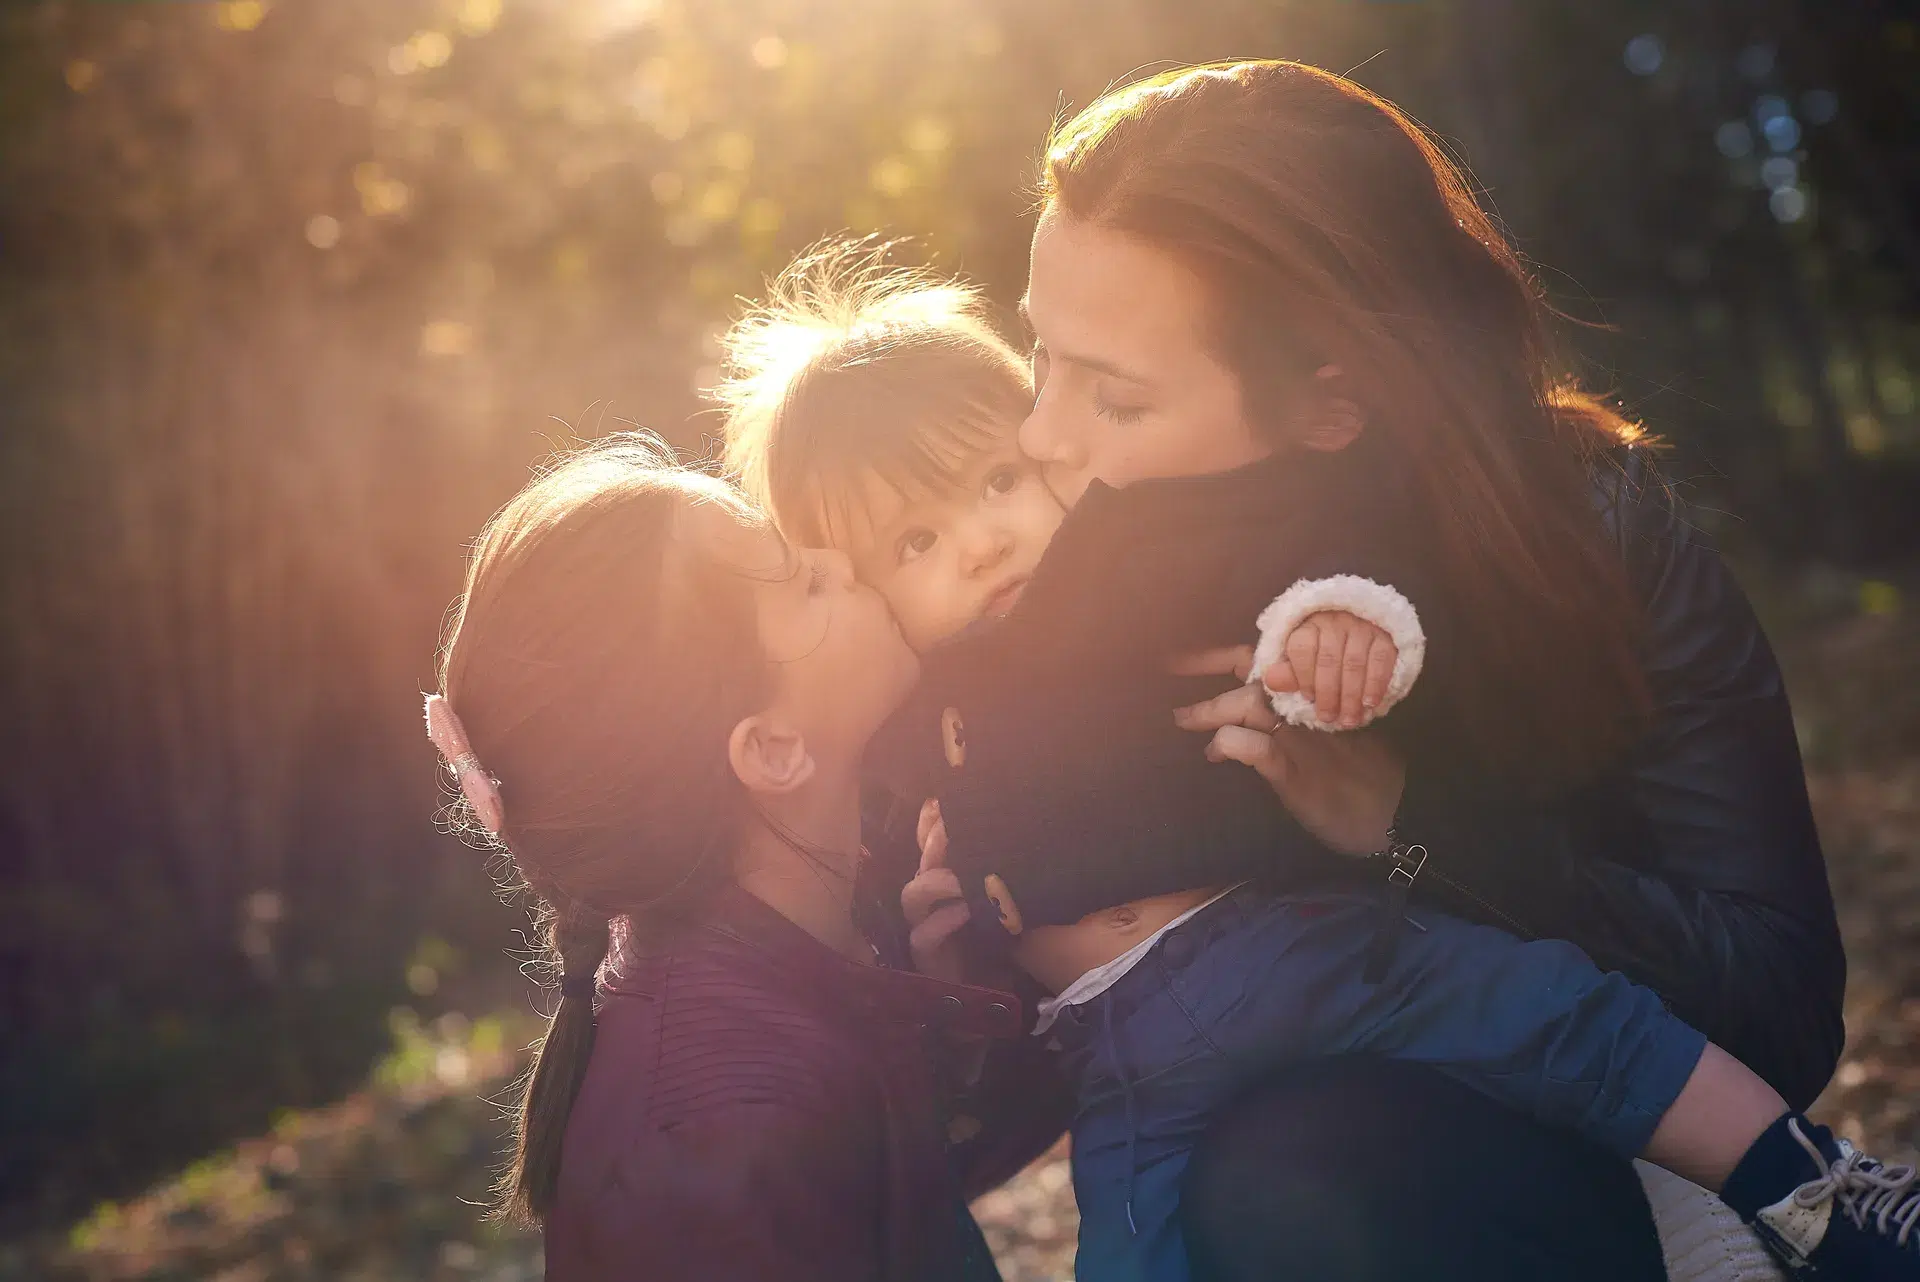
[0,0,1913,1232]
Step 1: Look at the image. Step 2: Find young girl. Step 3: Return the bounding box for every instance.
[713,240,1919,1282]
[422,438,1067,1282]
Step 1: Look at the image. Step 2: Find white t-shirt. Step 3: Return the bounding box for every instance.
[1032,884,1244,1036]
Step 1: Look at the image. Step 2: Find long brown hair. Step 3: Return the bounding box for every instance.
[1043,60,1651,788]
[434,436,773,1225]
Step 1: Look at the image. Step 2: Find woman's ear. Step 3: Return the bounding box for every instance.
[1298,364,1366,454]
[727,714,818,797]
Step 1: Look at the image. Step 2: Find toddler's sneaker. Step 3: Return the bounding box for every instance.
[1724,1113,1919,1278]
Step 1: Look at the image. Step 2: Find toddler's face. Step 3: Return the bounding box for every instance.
[841,434,1065,652]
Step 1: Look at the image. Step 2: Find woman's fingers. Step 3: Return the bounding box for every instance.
[1176,682,1280,734]
[1205,725,1289,787]
[1361,634,1396,714]
[1169,644,1256,682]
[901,867,964,929]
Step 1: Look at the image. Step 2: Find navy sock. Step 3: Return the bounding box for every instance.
[1721,1111,1831,1221]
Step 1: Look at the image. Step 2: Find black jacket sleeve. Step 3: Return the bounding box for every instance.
[1405,453,1846,1111]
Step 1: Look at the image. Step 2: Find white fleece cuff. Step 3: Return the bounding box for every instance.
[1250,575,1426,730]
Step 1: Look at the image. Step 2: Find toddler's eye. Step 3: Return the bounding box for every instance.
[897,528,937,565]
[983,465,1023,498]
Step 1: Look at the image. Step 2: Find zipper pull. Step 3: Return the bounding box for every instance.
[1362,834,1426,984]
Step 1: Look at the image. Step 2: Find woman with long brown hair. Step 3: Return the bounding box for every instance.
[1017,61,1844,1280]
[424,438,1066,1281]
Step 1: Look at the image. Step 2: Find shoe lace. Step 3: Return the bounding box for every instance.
[1788,1118,1920,1248]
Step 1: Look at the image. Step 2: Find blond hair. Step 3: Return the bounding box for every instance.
[713,238,1032,547]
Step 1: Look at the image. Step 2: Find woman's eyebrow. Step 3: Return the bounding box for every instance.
[1017,297,1149,386]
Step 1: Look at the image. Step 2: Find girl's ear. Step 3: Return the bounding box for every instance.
[727,714,818,797]
[1298,364,1366,454]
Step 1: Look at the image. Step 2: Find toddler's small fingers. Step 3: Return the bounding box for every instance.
[1362,634,1397,711]
[1314,628,1347,723]
[1285,623,1320,701]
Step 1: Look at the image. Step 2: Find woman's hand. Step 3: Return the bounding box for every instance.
[901,799,973,983]
[1172,645,1407,855]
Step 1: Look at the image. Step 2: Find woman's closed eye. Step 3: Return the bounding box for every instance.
[896,527,938,566]
[1092,388,1146,427]
[807,560,831,595]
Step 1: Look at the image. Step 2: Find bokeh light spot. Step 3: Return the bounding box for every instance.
[408,31,453,71]
[1763,114,1801,153]
[1715,121,1753,159]
[1623,34,1663,76]
[697,182,741,222]
[353,162,411,216]
[906,117,952,155]
[1860,580,1900,617]
[420,320,474,357]
[304,214,341,249]
[64,59,99,93]
[457,0,502,38]
[870,156,914,197]
[740,196,783,239]
[215,1,266,33]
[751,36,789,70]
[1761,156,1799,192]
[1769,185,1809,223]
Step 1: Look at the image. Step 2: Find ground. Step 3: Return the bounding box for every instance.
[4,579,1913,1282]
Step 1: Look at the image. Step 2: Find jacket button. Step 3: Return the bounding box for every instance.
[1162,930,1195,970]
[987,1001,1010,1020]
[939,994,965,1018]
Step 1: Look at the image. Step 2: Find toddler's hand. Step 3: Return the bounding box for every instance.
[901,799,972,984]
[1262,610,1398,729]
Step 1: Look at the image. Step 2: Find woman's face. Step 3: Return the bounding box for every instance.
[1020,208,1272,508]
[681,499,920,764]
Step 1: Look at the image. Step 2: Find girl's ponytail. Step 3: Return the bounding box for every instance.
[497,902,611,1226]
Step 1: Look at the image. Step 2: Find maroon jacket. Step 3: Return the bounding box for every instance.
[543,884,1071,1282]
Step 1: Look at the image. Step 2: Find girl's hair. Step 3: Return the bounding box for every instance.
[434,435,774,1226]
[1043,61,1651,788]
[714,237,1033,547]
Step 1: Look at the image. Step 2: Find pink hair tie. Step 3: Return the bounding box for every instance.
[423,693,505,835]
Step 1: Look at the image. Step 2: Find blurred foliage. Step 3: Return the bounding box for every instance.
[0,0,1916,1235]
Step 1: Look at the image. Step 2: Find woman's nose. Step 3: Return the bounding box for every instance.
[1018,389,1084,472]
